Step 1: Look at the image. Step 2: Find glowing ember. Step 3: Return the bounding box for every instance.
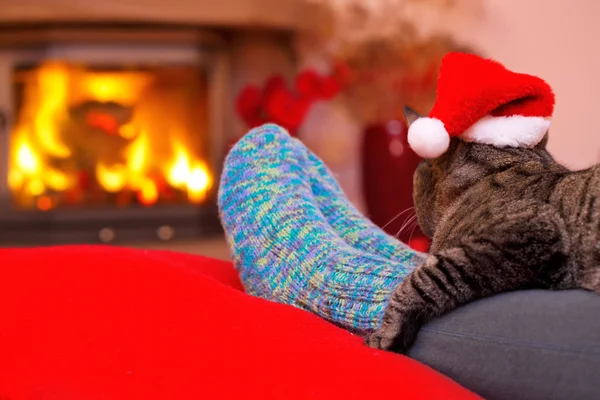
[188,165,212,204]
[137,178,159,206]
[9,62,212,210]
[96,162,127,193]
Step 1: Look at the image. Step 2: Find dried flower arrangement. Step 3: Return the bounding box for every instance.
[299,0,483,123]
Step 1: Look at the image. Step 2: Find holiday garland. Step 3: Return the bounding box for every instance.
[235,69,346,135]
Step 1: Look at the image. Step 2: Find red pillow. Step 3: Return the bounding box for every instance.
[0,245,479,399]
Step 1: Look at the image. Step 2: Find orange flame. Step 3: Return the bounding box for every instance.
[9,62,212,210]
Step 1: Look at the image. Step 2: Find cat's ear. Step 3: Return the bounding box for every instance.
[535,133,549,149]
[404,106,423,127]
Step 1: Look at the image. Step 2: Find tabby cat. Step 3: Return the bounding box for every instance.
[366,106,600,353]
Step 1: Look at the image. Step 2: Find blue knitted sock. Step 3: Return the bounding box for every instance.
[218,124,426,334]
[303,149,423,265]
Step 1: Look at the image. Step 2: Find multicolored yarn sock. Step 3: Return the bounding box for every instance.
[218,124,426,334]
[304,150,422,264]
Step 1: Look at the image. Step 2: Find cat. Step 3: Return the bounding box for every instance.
[366,106,600,354]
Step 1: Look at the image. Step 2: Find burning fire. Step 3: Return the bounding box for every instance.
[166,141,212,203]
[9,62,212,210]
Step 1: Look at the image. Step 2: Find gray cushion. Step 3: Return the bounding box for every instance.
[408,290,600,400]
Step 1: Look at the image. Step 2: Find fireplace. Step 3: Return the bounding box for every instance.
[0,29,230,244]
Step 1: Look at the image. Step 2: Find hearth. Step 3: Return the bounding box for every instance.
[0,29,229,244]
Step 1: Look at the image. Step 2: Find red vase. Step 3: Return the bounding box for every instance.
[361,120,430,250]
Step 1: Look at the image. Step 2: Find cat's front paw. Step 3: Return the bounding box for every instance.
[364,330,395,351]
[365,325,416,354]
[364,308,420,354]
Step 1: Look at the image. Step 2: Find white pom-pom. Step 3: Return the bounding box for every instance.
[407,117,450,159]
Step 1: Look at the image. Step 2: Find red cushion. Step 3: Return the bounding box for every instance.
[0,245,479,399]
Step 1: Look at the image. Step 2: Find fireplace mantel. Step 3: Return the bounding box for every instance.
[1,0,319,30]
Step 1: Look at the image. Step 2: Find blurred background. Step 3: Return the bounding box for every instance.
[0,0,598,259]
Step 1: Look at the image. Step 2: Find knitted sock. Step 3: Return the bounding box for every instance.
[303,149,424,265]
[218,124,426,334]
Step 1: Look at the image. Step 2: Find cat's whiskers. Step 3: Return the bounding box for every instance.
[395,214,417,239]
[407,220,419,246]
[381,207,415,231]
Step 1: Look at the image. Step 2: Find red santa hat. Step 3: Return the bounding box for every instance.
[407,52,555,159]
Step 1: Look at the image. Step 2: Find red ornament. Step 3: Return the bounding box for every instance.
[287,98,311,131]
[234,66,344,136]
[295,69,323,99]
[263,75,287,98]
[235,85,262,127]
[318,76,341,100]
[263,85,291,123]
[408,235,431,253]
[361,121,424,244]
[264,86,309,133]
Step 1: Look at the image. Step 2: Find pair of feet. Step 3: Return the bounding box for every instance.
[218,124,426,344]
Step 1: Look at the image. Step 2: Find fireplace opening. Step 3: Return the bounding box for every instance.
[0,38,227,245]
[10,62,213,211]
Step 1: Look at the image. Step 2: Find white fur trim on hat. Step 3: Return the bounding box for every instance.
[407,117,450,159]
[461,115,551,148]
